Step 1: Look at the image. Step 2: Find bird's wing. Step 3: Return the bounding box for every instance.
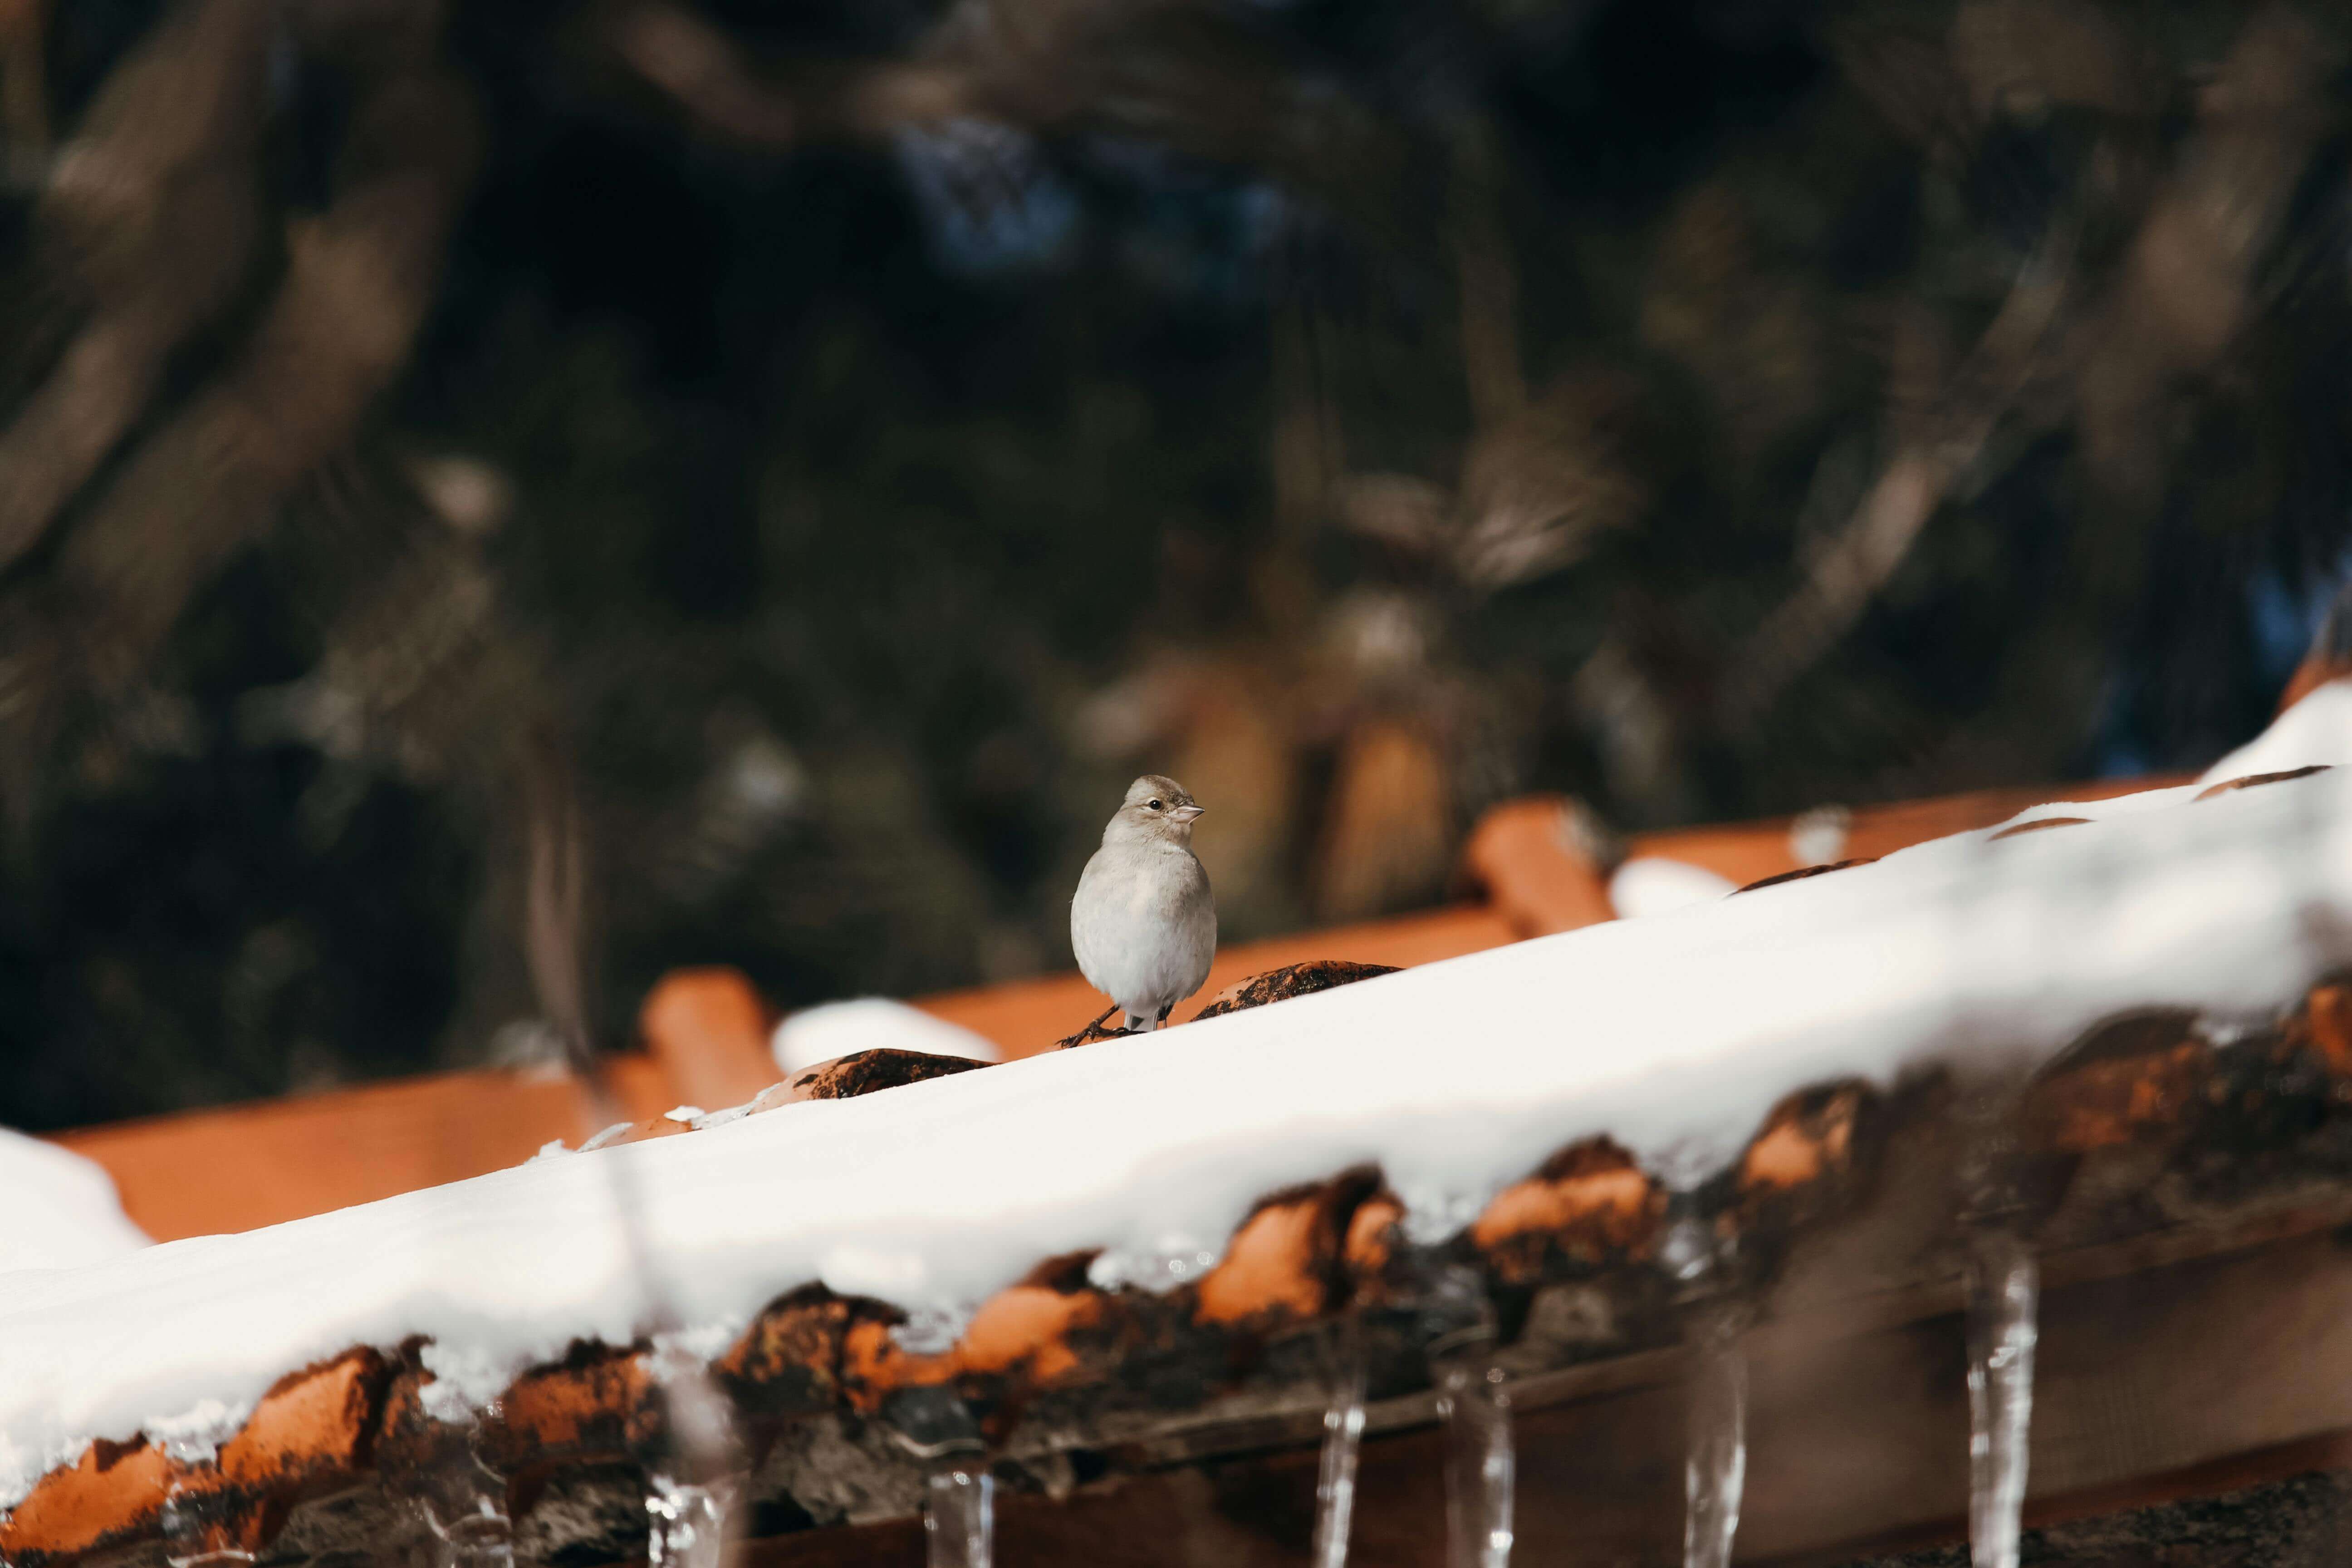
[1070,850,1112,986]
[1178,851,1216,996]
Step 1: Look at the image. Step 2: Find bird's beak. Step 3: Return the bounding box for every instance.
[1171,804,1205,823]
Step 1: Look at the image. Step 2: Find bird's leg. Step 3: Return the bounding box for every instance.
[1082,1001,1118,1034]
[1155,1002,1175,1030]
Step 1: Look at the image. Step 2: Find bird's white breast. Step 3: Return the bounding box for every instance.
[1071,841,1215,1013]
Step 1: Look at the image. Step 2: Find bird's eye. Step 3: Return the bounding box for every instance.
[1148,799,1163,811]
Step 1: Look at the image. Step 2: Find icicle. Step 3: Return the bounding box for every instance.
[638,1338,745,1568]
[1681,1300,1749,1568]
[158,1479,255,1568]
[646,1473,733,1568]
[1662,1196,1749,1568]
[881,1385,993,1568]
[923,1450,995,1568]
[1310,1318,1368,1568]
[1432,1348,1514,1568]
[1953,1068,2040,1568]
[1964,1228,2039,1568]
[1411,1262,1513,1568]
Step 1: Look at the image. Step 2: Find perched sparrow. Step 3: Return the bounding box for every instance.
[1071,775,1216,1032]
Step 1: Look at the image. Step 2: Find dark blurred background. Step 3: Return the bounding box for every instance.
[1,0,2347,1131]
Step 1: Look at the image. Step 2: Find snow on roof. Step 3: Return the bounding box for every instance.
[1607,856,1738,918]
[0,1132,150,1276]
[2201,680,2352,785]
[5,763,2351,1509]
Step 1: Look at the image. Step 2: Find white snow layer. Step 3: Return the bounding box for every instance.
[770,998,1000,1076]
[7,768,2352,1506]
[2200,681,2352,786]
[1609,856,1738,918]
[0,1129,151,1275]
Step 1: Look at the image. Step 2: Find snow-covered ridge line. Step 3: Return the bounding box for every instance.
[0,1131,150,1274]
[5,767,2351,1508]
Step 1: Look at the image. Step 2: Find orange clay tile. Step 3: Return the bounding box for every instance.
[839,1287,1105,1412]
[0,1436,177,1564]
[743,1081,818,1114]
[714,1290,855,1415]
[2016,1011,2213,1155]
[220,1349,389,1487]
[1195,1198,1328,1326]
[0,1350,388,1568]
[50,1054,677,1242]
[1740,1093,1860,1194]
[606,1112,698,1146]
[479,1346,654,1467]
[2301,982,2352,1078]
[839,1317,924,1409]
[640,968,781,1112]
[2035,1041,2210,1152]
[1727,1086,1874,1232]
[950,1287,1101,1383]
[741,1078,804,1116]
[1471,1140,1658,1285]
[1343,1195,1404,1280]
[1459,795,1616,938]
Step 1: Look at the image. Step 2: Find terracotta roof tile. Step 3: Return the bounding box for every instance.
[16,973,2352,1565]
[14,777,2313,1568]
[1470,1140,1658,1286]
[0,1349,389,1568]
[638,969,779,1112]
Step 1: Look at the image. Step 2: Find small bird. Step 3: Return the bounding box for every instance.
[1072,775,1217,1032]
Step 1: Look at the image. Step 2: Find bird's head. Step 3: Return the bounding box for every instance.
[1107,774,1204,845]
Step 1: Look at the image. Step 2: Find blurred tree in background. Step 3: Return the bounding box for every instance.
[0,0,2347,1129]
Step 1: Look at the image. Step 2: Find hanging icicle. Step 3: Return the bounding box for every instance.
[1433,1348,1514,1568]
[1662,1196,1749,1568]
[1681,1300,1749,1568]
[638,1338,745,1568]
[1964,1227,2039,1568]
[646,1473,734,1568]
[924,1450,995,1568]
[1311,1317,1368,1568]
[1413,1262,1515,1568]
[881,1384,995,1568]
[1952,1065,2042,1568]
